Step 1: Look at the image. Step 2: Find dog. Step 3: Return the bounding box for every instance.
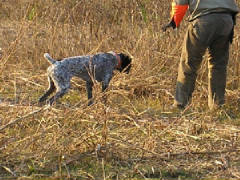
[38,51,132,105]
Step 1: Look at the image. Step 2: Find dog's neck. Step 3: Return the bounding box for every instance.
[109,51,121,69]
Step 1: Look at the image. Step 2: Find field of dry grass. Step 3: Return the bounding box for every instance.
[0,0,240,179]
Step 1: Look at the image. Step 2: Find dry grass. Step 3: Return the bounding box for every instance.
[0,0,240,179]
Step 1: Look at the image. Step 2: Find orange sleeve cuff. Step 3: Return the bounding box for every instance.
[171,2,188,27]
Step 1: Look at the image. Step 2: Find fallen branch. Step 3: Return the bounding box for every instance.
[0,105,50,132]
[162,149,240,158]
[111,136,240,160]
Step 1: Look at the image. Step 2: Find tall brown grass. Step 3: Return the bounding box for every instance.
[0,0,240,179]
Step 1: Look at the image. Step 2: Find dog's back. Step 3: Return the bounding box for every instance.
[45,52,117,82]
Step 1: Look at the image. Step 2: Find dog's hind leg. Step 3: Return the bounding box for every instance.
[86,81,94,106]
[39,76,56,103]
[49,80,70,105]
[47,76,70,105]
[48,86,69,105]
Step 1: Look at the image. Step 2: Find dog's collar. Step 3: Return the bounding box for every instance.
[110,51,121,69]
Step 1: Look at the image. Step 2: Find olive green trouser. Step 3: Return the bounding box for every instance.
[174,13,234,109]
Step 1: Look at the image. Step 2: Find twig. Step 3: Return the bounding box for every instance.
[1,166,16,177]
[110,136,240,160]
[162,149,240,158]
[0,105,50,132]
[102,158,106,180]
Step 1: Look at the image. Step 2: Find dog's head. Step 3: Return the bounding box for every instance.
[118,53,132,74]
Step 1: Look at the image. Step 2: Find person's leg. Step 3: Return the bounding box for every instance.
[207,15,233,110]
[174,21,207,108]
[208,42,229,109]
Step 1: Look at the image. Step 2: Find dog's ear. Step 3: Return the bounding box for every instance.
[119,53,132,73]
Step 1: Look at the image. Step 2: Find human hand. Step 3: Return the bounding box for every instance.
[162,19,176,32]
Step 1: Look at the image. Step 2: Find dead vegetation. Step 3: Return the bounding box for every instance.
[0,0,240,179]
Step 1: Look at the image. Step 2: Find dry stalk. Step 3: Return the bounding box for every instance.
[0,0,239,179]
[0,105,50,132]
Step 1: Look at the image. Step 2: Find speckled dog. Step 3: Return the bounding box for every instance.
[39,52,132,105]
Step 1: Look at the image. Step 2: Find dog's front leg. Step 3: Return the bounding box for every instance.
[101,74,112,104]
[102,74,112,92]
[86,81,94,106]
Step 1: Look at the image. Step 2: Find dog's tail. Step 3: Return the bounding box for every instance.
[44,53,56,64]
